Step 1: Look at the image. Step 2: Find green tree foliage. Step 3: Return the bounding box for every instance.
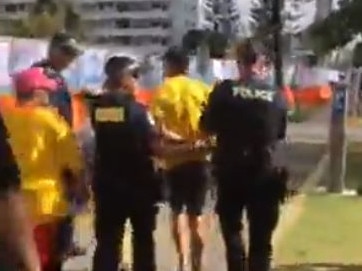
[309,0,362,54]
[182,29,229,58]
[250,0,272,35]
[10,0,83,39]
[207,31,228,58]
[249,0,274,51]
[182,29,206,53]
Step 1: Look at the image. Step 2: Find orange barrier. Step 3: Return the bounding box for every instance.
[1,89,156,132]
[294,84,332,107]
[0,94,16,109]
[283,85,295,109]
[71,93,89,132]
[135,89,154,108]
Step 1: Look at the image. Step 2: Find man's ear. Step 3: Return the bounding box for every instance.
[33,89,49,104]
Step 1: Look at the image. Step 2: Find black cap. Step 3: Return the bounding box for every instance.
[104,56,139,78]
[163,46,189,70]
[50,32,83,56]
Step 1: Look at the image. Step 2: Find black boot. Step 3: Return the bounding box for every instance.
[248,254,271,271]
[224,235,247,271]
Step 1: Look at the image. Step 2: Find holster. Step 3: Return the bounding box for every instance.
[268,166,289,204]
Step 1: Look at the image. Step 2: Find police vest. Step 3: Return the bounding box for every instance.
[91,92,152,176]
[216,80,282,149]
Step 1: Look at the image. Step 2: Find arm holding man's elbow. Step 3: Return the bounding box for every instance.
[0,126,40,271]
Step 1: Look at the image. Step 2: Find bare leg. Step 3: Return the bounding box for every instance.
[171,213,189,270]
[188,215,204,271]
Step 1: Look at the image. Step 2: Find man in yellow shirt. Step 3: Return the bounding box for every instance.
[1,67,84,271]
[150,47,211,271]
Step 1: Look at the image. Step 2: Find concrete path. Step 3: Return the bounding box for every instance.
[63,107,337,271]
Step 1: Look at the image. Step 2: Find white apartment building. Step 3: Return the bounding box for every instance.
[0,0,215,54]
[0,0,33,33]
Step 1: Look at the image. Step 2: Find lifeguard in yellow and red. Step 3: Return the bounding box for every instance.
[0,67,85,271]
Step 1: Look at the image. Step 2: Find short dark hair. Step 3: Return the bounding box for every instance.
[104,56,135,77]
[163,46,189,71]
[104,56,140,84]
[49,32,83,56]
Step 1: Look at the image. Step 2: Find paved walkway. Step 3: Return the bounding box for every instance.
[64,205,226,271]
[63,109,335,271]
[64,198,308,271]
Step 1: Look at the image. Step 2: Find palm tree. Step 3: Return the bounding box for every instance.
[11,0,83,39]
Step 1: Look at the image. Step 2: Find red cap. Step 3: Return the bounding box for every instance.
[13,67,57,94]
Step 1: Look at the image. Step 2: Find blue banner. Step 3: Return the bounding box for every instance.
[332,84,347,116]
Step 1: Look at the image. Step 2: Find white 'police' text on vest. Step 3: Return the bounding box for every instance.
[232,87,274,102]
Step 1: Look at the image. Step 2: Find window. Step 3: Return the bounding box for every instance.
[116,3,128,11]
[4,4,17,13]
[116,19,130,28]
[161,38,169,46]
[152,3,161,9]
[151,21,160,27]
[161,3,168,11]
[18,4,25,11]
[162,21,170,28]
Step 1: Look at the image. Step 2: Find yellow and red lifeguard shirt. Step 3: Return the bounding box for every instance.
[1,105,83,224]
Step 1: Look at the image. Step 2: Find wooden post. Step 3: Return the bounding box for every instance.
[347,68,359,117]
[328,74,348,193]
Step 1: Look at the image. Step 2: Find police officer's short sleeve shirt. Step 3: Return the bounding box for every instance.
[91,92,157,160]
[201,76,286,145]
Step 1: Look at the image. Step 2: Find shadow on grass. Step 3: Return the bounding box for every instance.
[275,264,362,271]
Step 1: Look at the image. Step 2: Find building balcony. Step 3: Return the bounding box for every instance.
[0,11,28,20]
[81,9,168,20]
[88,27,169,37]
[0,0,35,4]
[75,0,168,3]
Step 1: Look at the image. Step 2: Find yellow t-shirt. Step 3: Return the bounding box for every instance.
[1,106,83,224]
[150,75,211,169]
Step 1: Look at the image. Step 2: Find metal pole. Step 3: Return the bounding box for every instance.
[328,74,348,193]
[271,0,284,89]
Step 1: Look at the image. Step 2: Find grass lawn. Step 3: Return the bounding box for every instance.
[346,148,362,191]
[275,194,362,270]
[273,146,362,270]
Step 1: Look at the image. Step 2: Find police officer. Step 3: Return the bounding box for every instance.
[199,41,288,271]
[32,32,85,258]
[91,56,160,271]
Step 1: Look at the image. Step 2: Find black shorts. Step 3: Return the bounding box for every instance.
[166,161,208,216]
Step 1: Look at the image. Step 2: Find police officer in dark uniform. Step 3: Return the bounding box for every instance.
[32,32,85,258]
[90,56,160,271]
[199,41,288,271]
